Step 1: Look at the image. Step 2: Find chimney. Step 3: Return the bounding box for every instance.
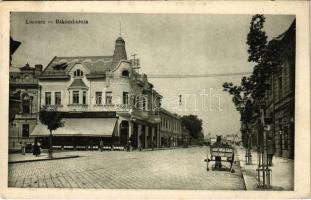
[35,64,43,75]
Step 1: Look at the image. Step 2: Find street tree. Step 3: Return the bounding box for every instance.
[39,108,64,158]
[180,115,203,139]
[223,14,283,146]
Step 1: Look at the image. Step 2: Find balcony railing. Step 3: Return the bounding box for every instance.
[41,104,155,114]
[67,104,89,112]
[95,104,133,112]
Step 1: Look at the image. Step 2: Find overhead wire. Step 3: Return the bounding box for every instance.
[146,71,252,78]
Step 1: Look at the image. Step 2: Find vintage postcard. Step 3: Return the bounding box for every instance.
[0,1,310,199]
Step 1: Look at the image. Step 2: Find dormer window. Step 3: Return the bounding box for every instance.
[121,70,129,77]
[74,69,83,77]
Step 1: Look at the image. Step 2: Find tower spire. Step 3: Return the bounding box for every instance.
[119,23,122,37]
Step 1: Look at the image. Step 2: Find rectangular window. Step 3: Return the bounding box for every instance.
[96,92,102,105]
[105,92,112,105]
[55,92,61,105]
[73,91,79,104]
[123,92,129,104]
[83,91,87,105]
[22,124,29,137]
[45,92,51,105]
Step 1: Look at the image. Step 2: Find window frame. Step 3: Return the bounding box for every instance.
[22,124,30,138]
[121,70,129,77]
[83,91,87,105]
[55,92,61,106]
[73,91,79,104]
[105,91,112,105]
[123,92,129,105]
[45,92,51,105]
[95,92,102,105]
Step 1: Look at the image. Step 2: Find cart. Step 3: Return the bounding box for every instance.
[204,144,235,173]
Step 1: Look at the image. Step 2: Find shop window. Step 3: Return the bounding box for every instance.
[55,92,61,105]
[22,124,29,138]
[105,92,112,105]
[45,92,51,105]
[96,92,102,105]
[73,91,79,104]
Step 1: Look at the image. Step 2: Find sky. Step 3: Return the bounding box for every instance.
[10,12,295,137]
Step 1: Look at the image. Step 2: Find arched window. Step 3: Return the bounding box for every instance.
[121,70,129,77]
[74,69,84,77]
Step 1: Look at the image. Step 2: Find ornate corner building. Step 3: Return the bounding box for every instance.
[9,36,189,151]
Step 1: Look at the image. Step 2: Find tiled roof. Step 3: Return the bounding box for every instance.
[69,78,87,88]
[42,56,113,76]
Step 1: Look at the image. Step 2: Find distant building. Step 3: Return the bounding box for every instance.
[9,64,42,151]
[159,108,183,147]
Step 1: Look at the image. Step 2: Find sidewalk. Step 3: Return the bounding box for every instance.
[9,152,79,164]
[236,146,294,190]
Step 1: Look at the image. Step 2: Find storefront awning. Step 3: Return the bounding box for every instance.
[31,118,117,137]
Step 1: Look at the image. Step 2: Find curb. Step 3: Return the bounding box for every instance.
[142,145,202,152]
[234,147,248,190]
[9,155,79,164]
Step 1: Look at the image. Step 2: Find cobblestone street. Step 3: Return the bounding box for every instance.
[8,147,245,190]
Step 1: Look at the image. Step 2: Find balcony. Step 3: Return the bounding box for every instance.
[41,105,64,111]
[93,104,133,112]
[67,104,89,112]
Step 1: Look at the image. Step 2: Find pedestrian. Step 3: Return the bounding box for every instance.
[99,140,103,152]
[37,141,41,156]
[212,136,223,168]
[267,136,274,166]
[127,139,131,152]
[32,140,39,156]
[21,142,26,155]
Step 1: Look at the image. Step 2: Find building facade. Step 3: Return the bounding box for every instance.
[159,108,183,147]
[9,64,42,152]
[30,36,184,150]
[244,20,295,159]
[271,20,295,159]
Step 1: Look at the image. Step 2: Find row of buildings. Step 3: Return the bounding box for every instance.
[9,36,190,152]
[242,19,295,159]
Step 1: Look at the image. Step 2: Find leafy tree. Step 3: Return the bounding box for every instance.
[223,14,283,146]
[247,14,267,63]
[39,109,64,158]
[181,115,203,139]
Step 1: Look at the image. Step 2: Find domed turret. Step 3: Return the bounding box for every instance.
[112,36,127,67]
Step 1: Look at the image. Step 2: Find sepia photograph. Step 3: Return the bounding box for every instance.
[0,2,310,198]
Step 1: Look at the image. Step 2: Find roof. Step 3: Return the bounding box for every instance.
[69,78,87,88]
[116,36,125,42]
[160,108,180,119]
[42,56,113,76]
